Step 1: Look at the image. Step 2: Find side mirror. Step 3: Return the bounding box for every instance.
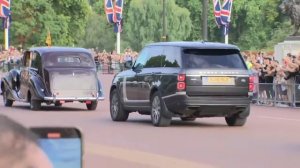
[124,60,133,69]
[30,127,83,168]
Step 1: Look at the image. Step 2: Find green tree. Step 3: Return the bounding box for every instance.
[10,0,91,48]
[11,0,71,47]
[125,0,192,51]
[50,0,92,44]
[79,13,115,51]
[175,0,202,40]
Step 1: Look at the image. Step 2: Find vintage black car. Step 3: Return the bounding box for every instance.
[110,42,252,127]
[1,47,104,110]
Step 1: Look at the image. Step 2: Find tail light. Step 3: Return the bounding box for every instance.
[177,74,186,91]
[249,76,254,92]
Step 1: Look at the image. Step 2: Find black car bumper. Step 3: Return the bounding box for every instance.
[162,92,251,116]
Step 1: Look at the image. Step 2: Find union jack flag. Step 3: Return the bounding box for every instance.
[105,0,114,24]
[220,0,233,26]
[0,0,10,18]
[113,0,123,23]
[213,0,222,27]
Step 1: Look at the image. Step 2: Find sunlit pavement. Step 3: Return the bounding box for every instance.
[0,74,300,168]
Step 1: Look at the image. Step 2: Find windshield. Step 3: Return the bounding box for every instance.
[44,52,94,68]
[183,49,246,69]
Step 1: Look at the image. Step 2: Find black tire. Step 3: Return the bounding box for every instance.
[30,96,41,111]
[151,92,172,127]
[225,116,247,126]
[110,89,129,121]
[3,90,13,107]
[225,105,249,126]
[180,117,196,121]
[54,102,62,107]
[86,101,98,111]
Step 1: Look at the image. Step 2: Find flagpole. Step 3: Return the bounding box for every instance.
[4,23,9,50]
[225,34,228,44]
[117,31,120,54]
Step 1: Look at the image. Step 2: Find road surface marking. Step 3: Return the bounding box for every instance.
[258,116,300,122]
[86,143,215,168]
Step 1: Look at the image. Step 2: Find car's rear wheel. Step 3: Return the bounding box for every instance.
[30,100,41,110]
[225,106,249,126]
[29,94,41,111]
[151,92,171,127]
[180,117,196,121]
[225,116,246,126]
[55,102,62,107]
[3,90,13,107]
[86,101,98,111]
[110,89,129,121]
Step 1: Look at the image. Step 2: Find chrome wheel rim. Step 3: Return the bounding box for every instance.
[111,93,119,118]
[152,96,161,123]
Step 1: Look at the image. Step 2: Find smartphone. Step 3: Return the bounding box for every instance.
[30,127,83,168]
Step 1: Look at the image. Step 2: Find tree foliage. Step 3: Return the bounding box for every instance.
[79,13,115,51]
[2,0,293,51]
[10,0,91,48]
[124,0,192,51]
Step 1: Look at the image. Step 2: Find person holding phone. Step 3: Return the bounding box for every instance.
[0,114,53,168]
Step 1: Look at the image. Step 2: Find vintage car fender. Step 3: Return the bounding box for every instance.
[1,69,21,100]
[28,77,47,101]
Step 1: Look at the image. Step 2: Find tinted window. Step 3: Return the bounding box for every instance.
[162,46,181,67]
[144,46,164,68]
[44,52,94,68]
[133,47,150,69]
[183,49,246,69]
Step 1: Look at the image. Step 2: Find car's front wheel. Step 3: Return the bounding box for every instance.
[86,101,98,111]
[151,92,171,127]
[3,90,13,107]
[110,89,129,121]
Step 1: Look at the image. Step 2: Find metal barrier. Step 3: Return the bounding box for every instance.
[252,82,300,107]
[96,62,124,74]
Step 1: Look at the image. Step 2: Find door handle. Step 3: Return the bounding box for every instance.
[151,72,162,75]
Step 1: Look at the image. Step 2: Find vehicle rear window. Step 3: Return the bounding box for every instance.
[183,49,246,69]
[44,52,94,68]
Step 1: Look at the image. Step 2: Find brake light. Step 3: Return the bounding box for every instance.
[177,74,186,91]
[249,76,254,92]
[47,133,61,139]
[178,74,186,82]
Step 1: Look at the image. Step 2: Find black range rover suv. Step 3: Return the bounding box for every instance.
[109,42,253,127]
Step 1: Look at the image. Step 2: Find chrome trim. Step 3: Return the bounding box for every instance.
[162,92,186,99]
[124,99,150,103]
[44,96,104,101]
[187,74,249,77]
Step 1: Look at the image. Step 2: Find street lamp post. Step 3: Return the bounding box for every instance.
[162,0,167,41]
[202,0,208,41]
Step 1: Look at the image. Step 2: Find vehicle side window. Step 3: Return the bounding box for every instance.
[23,51,31,67]
[162,46,181,67]
[144,46,164,68]
[31,52,42,73]
[133,47,150,70]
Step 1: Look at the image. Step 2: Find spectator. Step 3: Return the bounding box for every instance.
[0,114,53,168]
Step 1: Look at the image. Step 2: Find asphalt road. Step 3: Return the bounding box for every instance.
[0,74,300,168]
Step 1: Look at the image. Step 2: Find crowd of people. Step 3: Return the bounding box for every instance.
[91,48,138,72]
[243,51,300,106]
